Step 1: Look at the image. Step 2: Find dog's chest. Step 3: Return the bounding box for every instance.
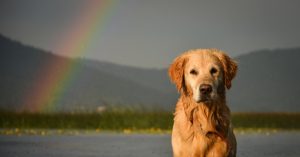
[191,111,229,156]
[191,133,228,157]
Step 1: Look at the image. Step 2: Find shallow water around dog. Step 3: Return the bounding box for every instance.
[0,131,299,157]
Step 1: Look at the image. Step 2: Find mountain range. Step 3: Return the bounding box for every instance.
[0,34,299,112]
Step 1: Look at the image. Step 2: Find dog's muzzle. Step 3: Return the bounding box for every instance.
[197,84,213,103]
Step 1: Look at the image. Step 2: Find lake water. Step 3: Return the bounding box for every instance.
[0,131,299,157]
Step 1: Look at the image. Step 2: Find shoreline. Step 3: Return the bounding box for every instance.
[1,128,299,136]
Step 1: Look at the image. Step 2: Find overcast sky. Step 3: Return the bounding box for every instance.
[1,0,300,68]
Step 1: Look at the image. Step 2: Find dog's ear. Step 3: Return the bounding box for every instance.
[168,55,187,92]
[213,51,238,89]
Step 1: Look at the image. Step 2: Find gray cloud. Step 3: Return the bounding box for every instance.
[1,0,300,68]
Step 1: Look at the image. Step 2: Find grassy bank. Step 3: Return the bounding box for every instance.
[0,109,173,131]
[232,112,300,130]
[0,109,299,134]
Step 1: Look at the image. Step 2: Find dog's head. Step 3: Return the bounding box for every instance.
[169,49,237,103]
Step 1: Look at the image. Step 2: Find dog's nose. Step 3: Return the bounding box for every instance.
[200,84,212,95]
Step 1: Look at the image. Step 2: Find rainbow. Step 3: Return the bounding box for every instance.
[23,0,115,112]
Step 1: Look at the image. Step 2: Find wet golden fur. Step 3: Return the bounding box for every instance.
[169,49,237,157]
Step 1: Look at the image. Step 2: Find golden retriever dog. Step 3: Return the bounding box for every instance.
[169,49,237,157]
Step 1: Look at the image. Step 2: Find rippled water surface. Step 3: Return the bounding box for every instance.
[0,132,299,157]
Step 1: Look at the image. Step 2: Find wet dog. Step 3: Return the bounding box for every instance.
[169,49,237,157]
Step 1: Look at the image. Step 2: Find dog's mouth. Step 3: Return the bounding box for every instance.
[196,96,211,103]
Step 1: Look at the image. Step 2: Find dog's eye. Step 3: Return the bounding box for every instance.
[190,69,198,75]
[210,67,218,75]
